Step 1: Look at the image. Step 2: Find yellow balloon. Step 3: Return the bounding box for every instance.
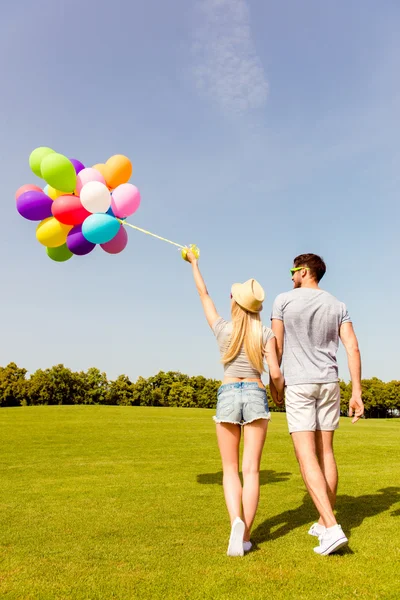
[47,186,63,200]
[104,155,132,189]
[36,218,73,248]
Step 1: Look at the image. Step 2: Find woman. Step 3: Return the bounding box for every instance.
[186,251,284,556]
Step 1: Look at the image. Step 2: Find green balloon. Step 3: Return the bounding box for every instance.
[46,244,73,263]
[29,146,55,178]
[41,153,77,193]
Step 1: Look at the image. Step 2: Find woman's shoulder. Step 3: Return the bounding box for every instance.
[212,317,232,338]
[262,323,275,343]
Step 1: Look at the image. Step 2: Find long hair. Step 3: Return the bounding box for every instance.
[221,302,264,374]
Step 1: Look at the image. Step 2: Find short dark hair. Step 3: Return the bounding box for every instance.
[293,254,326,282]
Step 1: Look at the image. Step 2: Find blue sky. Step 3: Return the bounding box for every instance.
[1,0,399,383]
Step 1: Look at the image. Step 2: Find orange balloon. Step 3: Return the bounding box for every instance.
[104,155,132,189]
[92,163,108,179]
[15,184,43,201]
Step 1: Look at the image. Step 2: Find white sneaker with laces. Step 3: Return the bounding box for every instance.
[308,523,326,537]
[313,524,348,555]
[227,517,245,557]
[243,541,252,552]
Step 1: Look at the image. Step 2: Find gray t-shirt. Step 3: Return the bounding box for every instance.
[213,317,275,378]
[271,289,351,386]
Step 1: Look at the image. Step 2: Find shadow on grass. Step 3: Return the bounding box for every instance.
[252,487,400,545]
[197,469,292,487]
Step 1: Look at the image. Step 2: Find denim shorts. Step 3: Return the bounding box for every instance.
[213,382,271,426]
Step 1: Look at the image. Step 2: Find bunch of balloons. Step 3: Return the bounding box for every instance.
[16,147,141,262]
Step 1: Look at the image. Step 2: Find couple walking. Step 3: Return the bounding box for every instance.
[186,252,364,557]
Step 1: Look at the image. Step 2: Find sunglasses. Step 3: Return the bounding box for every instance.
[290,267,310,276]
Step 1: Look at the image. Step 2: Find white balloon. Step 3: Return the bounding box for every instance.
[80,181,111,214]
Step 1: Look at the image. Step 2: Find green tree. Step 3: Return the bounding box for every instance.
[131,376,153,406]
[28,365,85,405]
[107,375,134,405]
[131,371,192,407]
[83,368,109,404]
[168,382,196,407]
[150,388,165,406]
[360,378,386,418]
[386,381,400,416]
[0,363,27,407]
[195,378,221,408]
[339,380,351,415]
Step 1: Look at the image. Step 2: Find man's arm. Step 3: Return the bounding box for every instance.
[270,319,285,406]
[339,322,364,423]
[271,319,284,365]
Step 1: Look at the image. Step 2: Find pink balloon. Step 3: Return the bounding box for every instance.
[111,184,141,218]
[75,168,106,195]
[15,184,43,201]
[100,224,128,254]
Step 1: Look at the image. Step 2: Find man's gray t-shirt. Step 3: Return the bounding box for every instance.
[271,289,351,386]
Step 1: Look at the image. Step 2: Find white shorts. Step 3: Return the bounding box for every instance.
[285,383,341,434]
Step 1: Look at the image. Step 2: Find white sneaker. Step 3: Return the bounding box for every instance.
[227,517,245,557]
[243,541,252,552]
[308,523,326,537]
[313,524,348,555]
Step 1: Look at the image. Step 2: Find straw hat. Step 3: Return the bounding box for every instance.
[231,279,265,313]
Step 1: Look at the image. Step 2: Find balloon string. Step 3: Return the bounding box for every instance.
[118,219,185,250]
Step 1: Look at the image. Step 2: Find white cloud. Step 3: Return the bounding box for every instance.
[192,0,268,115]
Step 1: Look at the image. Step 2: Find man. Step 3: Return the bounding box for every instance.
[270,253,364,555]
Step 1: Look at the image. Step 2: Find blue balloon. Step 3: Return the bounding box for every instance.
[106,206,126,221]
[82,214,120,244]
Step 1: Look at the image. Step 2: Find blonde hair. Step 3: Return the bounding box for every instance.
[221,302,264,374]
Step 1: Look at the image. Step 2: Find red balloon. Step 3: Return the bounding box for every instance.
[15,184,43,201]
[51,195,91,226]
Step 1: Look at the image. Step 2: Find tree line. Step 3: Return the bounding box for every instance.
[0,362,399,418]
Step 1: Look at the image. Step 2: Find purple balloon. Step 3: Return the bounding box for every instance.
[67,225,96,256]
[101,224,128,254]
[69,158,85,175]
[16,191,53,221]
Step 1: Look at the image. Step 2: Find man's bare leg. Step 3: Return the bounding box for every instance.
[291,431,337,528]
[315,430,338,524]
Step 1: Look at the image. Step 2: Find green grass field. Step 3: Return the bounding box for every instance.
[0,407,399,600]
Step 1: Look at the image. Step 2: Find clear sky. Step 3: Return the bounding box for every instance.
[1,0,399,383]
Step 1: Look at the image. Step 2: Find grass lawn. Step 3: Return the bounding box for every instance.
[0,407,399,600]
